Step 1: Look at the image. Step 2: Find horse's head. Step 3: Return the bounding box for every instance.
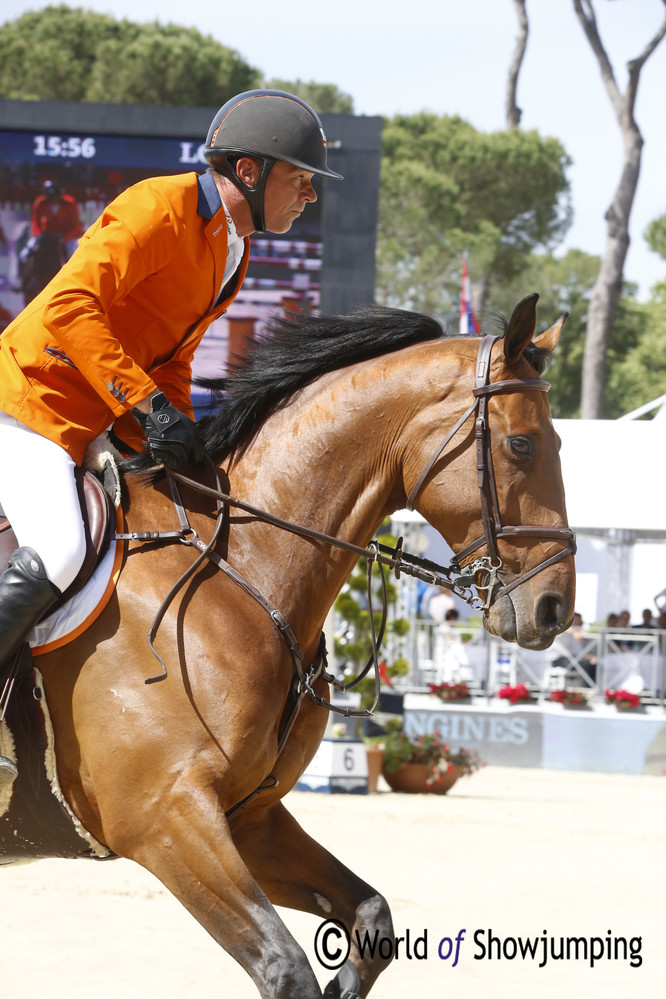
[404,294,575,649]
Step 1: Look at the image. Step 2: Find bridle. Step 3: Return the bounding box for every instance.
[405,334,576,608]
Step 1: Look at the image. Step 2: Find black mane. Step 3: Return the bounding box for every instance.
[120,305,554,477]
[194,306,444,464]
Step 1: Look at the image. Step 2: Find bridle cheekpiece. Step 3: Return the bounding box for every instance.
[405,334,576,610]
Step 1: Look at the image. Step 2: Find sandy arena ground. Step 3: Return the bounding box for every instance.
[1,765,664,998]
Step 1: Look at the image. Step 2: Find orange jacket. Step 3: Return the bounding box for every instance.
[0,172,249,464]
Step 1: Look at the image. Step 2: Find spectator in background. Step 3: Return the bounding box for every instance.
[615,609,634,651]
[551,611,597,685]
[634,608,657,629]
[427,586,455,623]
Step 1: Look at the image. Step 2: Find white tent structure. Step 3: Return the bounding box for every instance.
[554,402,666,538]
[392,397,666,627]
[554,398,666,623]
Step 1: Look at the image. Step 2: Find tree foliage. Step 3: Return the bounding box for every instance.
[375,113,572,320]
[334,525,410,708]
[263,78,354,114]
[603,281,666,411]
[487,249,599,418]
[487,248,650,419]
[0,6,260,105]
[0,7,352,112]
[644,213,666,263]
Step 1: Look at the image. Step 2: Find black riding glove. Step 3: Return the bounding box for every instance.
[143,392,203,470]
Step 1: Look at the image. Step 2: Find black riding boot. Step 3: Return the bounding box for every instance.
[0,547,61,787]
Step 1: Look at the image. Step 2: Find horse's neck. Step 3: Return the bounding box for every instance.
[226,367,403,642]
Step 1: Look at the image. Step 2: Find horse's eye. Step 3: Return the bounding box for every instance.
[509,436,532,458]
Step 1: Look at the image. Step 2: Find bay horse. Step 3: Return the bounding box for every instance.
[18,231,68,306]
[1,294,575,998]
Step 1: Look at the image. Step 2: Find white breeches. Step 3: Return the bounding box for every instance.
[0,411,87,592]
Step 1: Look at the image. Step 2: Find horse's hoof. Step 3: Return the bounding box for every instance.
[323,961,363,998]
[0,756,18,788]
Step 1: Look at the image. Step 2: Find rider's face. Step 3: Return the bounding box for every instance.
[262,161,317,234]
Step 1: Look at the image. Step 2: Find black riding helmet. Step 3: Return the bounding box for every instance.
[204,89,343,233]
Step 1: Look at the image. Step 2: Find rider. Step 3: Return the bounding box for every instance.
[30,179,84,246]
[0,90,342,786]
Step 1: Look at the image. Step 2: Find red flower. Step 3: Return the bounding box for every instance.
[548,689,587,706]
[605,688,640,708]
[498,683,531,704]
[378,660,393,686]
[428,681,470,702]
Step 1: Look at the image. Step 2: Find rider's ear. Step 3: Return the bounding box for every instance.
[502,293,538,364]
[533,313,568,352]
[236,157,261,191]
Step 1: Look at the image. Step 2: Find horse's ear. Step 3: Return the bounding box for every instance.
[502,294,538,365]
[533,312,569,352]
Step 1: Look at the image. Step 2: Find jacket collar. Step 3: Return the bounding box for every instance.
[197,171,223,220]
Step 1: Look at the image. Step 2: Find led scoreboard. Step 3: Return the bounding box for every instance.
[0,99,381,392]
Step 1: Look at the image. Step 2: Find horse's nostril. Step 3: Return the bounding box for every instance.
[535,592,568,634]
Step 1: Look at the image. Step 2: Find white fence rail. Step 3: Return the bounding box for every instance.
[387,621,666,704]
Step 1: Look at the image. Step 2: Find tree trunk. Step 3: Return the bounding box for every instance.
[506,0,529,129]
[575,0,666,419]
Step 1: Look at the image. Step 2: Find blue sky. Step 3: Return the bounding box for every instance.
[4,0,666,299]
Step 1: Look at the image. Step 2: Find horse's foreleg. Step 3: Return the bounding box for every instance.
[111,781,324,999]
[232,801,394,998]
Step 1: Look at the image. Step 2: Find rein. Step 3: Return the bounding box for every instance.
[118,461,484,698]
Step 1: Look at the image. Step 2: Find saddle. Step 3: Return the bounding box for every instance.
[0,468,117,863]
[0,468,116,615]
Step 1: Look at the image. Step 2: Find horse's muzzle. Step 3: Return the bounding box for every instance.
[485,587,573,650]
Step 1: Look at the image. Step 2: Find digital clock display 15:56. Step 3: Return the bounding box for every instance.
[33,135,96,159]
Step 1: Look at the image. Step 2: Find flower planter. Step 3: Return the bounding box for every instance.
[382,762,462,795]
[498,684,535,707]
[365,746,385,793]
[548,691,588,709]
[605,689,642,712]
[428,682,471,705]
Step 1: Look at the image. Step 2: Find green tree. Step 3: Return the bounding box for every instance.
[0,6,259,105]
[605,282,666,417]
[645,213,666,264]
[487,249,600,419]
[376,113,572,320]
[334,525,410,711]
[263,78,354,114]
[487,249,645,418]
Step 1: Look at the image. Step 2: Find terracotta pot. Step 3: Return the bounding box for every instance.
[365,747,385,793]
[382,762,462,795]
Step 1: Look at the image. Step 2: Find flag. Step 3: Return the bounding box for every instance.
[459,250,481,335]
